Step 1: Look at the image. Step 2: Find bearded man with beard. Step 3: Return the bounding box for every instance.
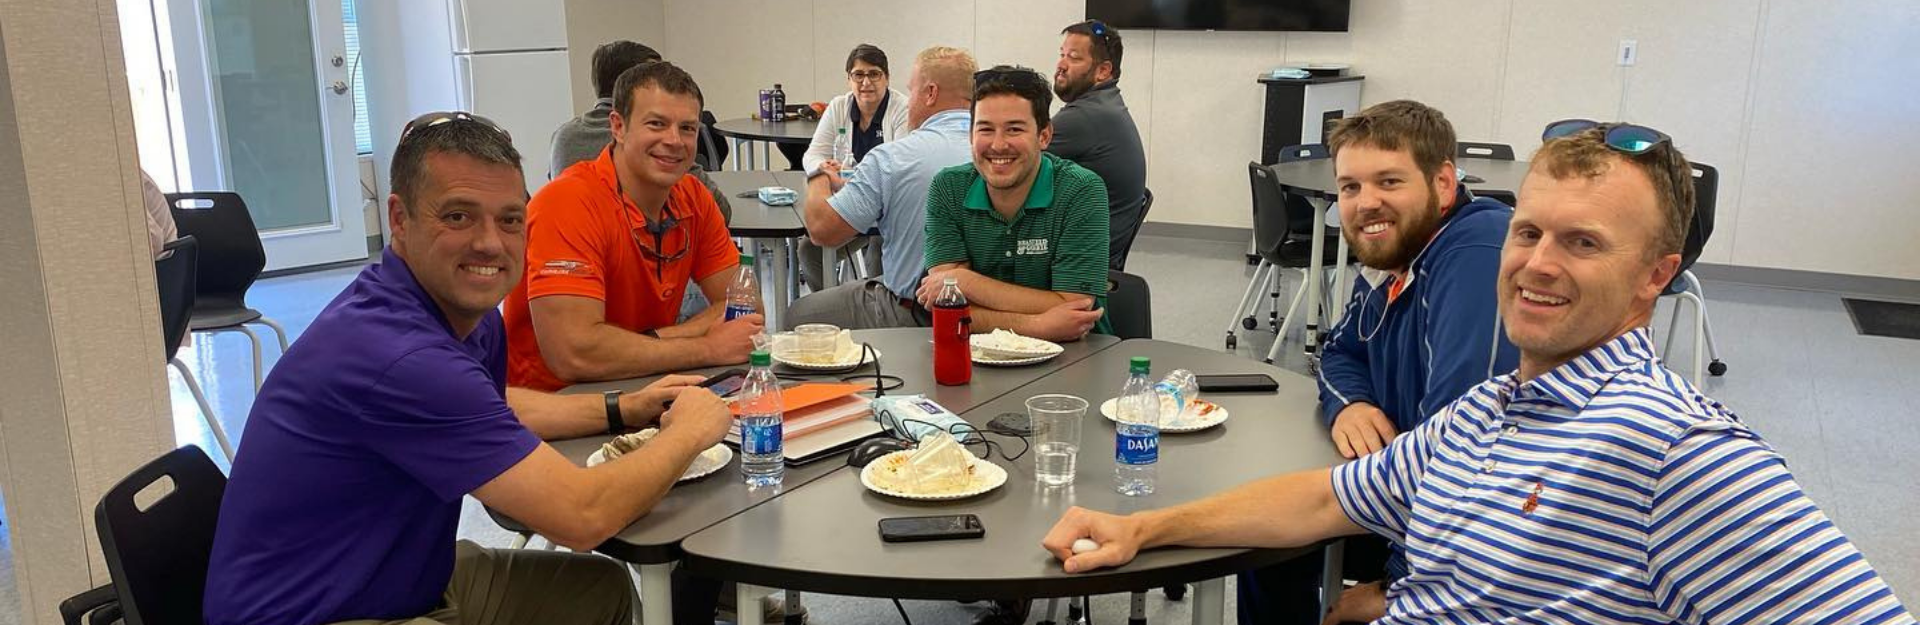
[1236,100,1521,625]
[1045,19,1146,270]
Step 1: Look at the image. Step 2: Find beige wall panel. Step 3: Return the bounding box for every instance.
[565,0,667,112]
[665,0,817,120]
[1143,30,1284,228]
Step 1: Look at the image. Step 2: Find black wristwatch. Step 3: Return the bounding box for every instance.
[604,390,624,435]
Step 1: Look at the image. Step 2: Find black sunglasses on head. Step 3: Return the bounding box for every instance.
[400,111,511,142]
[1541,119,1670,155]
[974,65,1049,89]
[1081,19,1118,58]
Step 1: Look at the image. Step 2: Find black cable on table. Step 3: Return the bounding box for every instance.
[891,598,914,625]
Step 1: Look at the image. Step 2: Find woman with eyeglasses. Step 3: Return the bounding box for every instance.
[802,44,910,176]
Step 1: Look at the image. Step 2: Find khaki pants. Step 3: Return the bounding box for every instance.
[329,541,631,625]
[786,278,930,331]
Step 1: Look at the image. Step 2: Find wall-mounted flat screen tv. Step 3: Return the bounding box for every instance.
[1087,0,1351,32]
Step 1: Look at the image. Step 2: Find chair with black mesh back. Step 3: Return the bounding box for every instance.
[1111,188,1155,272]
[165,192,291,393]
[156,236,234,460]
[1457,141,1518,206]
[1659,162,1727,380]
[1225,153,1345,356]
[59,446,228,625]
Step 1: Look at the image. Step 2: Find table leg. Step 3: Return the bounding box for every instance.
[1319,539,1346,620]
[1191,577,1226,625]
[635,563,673,625]
[820,242,840,290]
[767,237,790,330]
[731,138,746,171]
[1304,198,1330,359]
[737,583,771,625]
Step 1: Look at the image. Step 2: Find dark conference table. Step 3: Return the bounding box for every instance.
[1263,156,1530,364]
[713,118,819,171]
[680,339,1346,625]
[496,328,1122,625]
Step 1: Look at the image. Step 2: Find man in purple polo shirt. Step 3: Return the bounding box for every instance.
[203,112,734,625]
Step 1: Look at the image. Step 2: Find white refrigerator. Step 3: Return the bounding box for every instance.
[449,0,574,194]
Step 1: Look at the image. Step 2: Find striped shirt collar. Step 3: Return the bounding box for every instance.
[1511,327,1660,413]
[964,152,1059,213]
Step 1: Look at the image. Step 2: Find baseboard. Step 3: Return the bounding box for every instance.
[1139,221,1251,243]
[1690,263,1920,303]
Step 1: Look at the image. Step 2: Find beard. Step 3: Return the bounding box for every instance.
[1054,70,1096,102]
[1349,185,1445,271]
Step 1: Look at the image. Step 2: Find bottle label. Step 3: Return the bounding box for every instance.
[724,302,757,321]
[743,419,783,455]
[1116,431,1158,465]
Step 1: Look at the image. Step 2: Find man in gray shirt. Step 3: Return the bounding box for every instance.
[550,40,728,221]
[1049,20,1147,270]
[786,46,977,330]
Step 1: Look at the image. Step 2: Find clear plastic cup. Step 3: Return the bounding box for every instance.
[795,323,839,363]
[1027,394,1088,486]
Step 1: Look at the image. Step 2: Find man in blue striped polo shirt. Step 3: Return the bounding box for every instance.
[1043,123,1914,624]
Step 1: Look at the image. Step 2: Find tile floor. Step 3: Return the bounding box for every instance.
[4,233,1915,624]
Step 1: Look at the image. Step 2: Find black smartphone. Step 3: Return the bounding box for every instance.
[699,369,749,398]
[878,514,985,543]
[1195,373,1280,393]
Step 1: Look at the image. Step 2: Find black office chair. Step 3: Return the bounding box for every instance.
[1111,187,1155,271]
[60,446,229,625]
[156,237,233,460]
[697,110,730,171]
[1225,156,1345,354]
[1105,270,1153,339]
[1456,141,1519,206]
[1456,141,1516,161]
[166,192,291,393]
[1659,162,1727,379]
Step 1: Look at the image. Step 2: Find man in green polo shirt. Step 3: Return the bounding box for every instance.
[918,65,1111,343]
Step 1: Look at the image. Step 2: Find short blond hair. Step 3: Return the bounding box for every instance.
[914,46,977,102]
[1529,128,1694,257]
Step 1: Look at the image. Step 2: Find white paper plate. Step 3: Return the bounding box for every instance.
[969,332,1064,360]
[1098,398,1230,433]
[586,429,733,482]
[858,450,1008,501]
[774,347,880,371]
[971,348,1061,367]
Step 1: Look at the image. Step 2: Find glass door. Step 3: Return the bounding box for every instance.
[168,0,366,271]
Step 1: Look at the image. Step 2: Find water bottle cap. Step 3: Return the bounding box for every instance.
[750,350,771,366]
[942,277,959,285]
[739,252,755,264]
[1130,356,1151,373]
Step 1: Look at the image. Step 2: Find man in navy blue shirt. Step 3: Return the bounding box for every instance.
[203,112,733,625]
[1241,100,1521,625]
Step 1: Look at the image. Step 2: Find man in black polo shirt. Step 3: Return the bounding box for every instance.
[1049,19,1148,270]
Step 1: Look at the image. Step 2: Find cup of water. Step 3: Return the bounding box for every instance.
[1027,394,1087,487]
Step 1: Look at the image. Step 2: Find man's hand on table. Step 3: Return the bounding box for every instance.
[1042,506,1147,574]
[618,374,706,427]
[1330,402,1398,459]
[705,313,765,364]
[1025,299,1103,342]
[656,387,731,450]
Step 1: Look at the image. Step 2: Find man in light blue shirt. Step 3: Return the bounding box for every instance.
[788,46,977,329]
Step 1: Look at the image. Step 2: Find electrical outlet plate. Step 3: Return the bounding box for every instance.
[1618,39,1639,66]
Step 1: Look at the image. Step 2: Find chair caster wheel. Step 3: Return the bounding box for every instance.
[1225,335,1238,351]
[1241,317,1258,330]
[1164,584,1187,601]
[1708,360,1727,376]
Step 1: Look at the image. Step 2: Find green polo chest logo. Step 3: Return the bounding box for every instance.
[1016,239,1049,255]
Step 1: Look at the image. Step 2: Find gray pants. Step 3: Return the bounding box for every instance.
[786,278,930,330]
[330,541,631,625]
[797,236,883,293]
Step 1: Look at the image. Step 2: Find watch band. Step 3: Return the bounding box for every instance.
[604,390,623,435]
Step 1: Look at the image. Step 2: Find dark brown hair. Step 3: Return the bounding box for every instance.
[591,40,661,99]
[846,43,889,75]
[1327,99,1457,183]
[613,60,705,118]
[1062,20,1124,79]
